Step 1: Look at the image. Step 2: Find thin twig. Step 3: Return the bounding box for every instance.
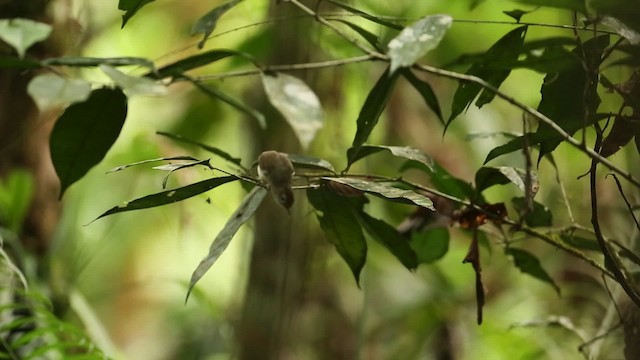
[607,173,640,231]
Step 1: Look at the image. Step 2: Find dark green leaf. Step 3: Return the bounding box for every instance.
[514,0,586,13]
[156,131,243,168]
[506,247,560,294]
[410,227,449,264]
[401,68,444,125]
[347,144,433,170]
[191,0,241,49]
[307,187,367,285]
[286,154,335,173]
[0,56,41,69]
[348,67,400,167]
[357,212,418,270]
[0,18,51,58]
[503,9,530,22]
[325,0,403,30]
[559,233,601,251]
[186,186,267,302]
[50,88,128,198]
[323,177,435,210]
[447,26,527,128]
[107,156,199,173]
[591,0,640,37]
[475,166,539,195]
[93,176,238,221]
[387,15,452,73]
[190,80,266,129]
[334,20,382,51]
[512,197,552,227]
[119,0,154,28]
[600,115,640,157]
[601,16,640,45]
[400,161,474,202]
[151,49,249,79]
[43,56,155,70]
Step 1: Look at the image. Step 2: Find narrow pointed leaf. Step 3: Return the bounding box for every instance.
[307,187,367,285]
[325,0,402,30]
[512,197,553,227]
[156,131,243,168]
[190,80,266,129]
[27,73,91,112]
[349,68,400,166]
[100,65,167,96]
[0,18,52,58]
[506,247,560,294]
[287,154,335,173]
[347,144,433,170]
[107,156,199,173]
[50,88,128,198]
[43,56,155,70]
[94,176,238,221]
[475,166,538,196]
[153,159,213,189]
[151,49,248,79]
[357,212,418,270]
[119,0,154,28]
[186,186,267,302]
[192,0,241,49]
[262,72,323,150]
[401,68,444,124]
[387,15,452,73]
[410,227,449,264]
[334,20,382,50]
[323,177,435,210]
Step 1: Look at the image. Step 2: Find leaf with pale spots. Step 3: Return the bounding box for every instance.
[323,177,435,210]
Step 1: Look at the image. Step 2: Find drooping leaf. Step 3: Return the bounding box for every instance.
[503,9,532,22]
[400,161,474,202]
[601,16,640,45]
[474,166,539,196]
[262,72,324,150]
[107,156,199,173]
[447,26,527,128]
[401,68,444,124]
[27,73,91,112]
[153,159,213,189]
[514,0,586,13]
[334,20,382,51]
[324,0,403,30]
[100,65,167,96]
[151,49,249,79]
[286,154,335,173]
[512,197,552,227]
[191,0,242,49]
[323,177,435,210]
[347,144,433,170]
[349,67,400,166]
[506,247,560,294]
[307,187,367,285]
[0,18,52,58]
[357,212,418,270]
[387,14,452,73]
[42,56,155,70]
[600,115,640,157]
[410,227,449,264]
[186,186,267,302]
[94,176,238,221]
[189,80,266,129]
[119,0,155,28]
[50,88,128,198]
[156,131,243,168]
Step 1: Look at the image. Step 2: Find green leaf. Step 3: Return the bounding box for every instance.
[0,170,34,233]
[190,80,266,129]
[99,65,167,97]
[400,161,474,202]
[0,18,52,58]
[475,166,539,195]
[601,16,640,45]
[119,0,155,28]
[357,212,418,270]
[559,233,600,251]
[93,176,238,221]
[42,56,155,70]
[512,197,553,227]
[307,187,367,285]
[50,88,128,198]
[387,14,452,73]
[514,0,586,13]
[286,154,335,173]
[503,9,531,22]
[262,72,324,150]
[325,0,403,30]
[349,67,400,165]
[153,159,213,189]
[156,131,244,168]
[152,49,247,79]
[0,56,41,69]
[107,156,199,173]
[401,68,444,125]
[506,247,560,294]
[26,73,91,112]
[410,227,449,264]
[588,0,640,35]
[600,115,640,157]
[192,0,242,49]
[448,26,527,128]
[323,177,435,210]
[334,20,382,51]
[347,144,433,170]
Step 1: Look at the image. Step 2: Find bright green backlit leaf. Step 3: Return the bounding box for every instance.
[387,15,452,73]
[0,18,52,58]
[100,65,167,97]
[347,144,433,170]
[262,72,324,150]
[323,177,435,210]
[357,212,418,270]
[506,247,560,294]
[50,88,128,198]
[186,186,267,303]
[27,73,91,112]
[192,0,241,49]
[119,0,155,28]
[410,227,449,264]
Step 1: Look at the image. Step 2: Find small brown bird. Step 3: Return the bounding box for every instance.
[258,150,294,210]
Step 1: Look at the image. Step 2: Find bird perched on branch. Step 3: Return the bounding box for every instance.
[258,150,294,211]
